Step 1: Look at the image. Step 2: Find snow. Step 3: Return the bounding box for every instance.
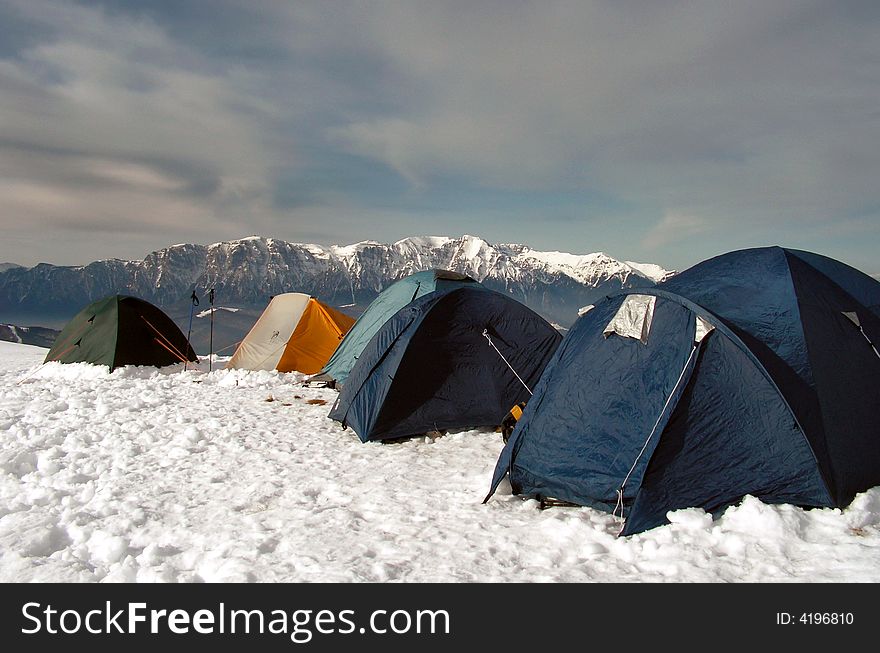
[625,260,674,283]
[2,339,878,583]
[520,249,608,269]
[329,240,384,258]
[303,244,331,259]
[195,307,240,318]
[393,236,453,250]
[513,249,636,285]
[457,234,488,260]
[3,325,24,343]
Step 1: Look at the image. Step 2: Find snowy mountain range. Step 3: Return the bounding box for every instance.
[0,235,672,332]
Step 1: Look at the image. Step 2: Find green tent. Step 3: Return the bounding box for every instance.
[44,295,198,371]
[314,270,479,387]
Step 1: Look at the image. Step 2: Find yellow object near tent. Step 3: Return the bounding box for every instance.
[226,293,355,374]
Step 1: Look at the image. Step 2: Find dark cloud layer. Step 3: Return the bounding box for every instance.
[0,0,877,274]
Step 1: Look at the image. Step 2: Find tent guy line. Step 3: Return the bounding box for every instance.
[482,328,534,396]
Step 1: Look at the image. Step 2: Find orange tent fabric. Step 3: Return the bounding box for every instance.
[277,299,355,374]
[226,293,355,373]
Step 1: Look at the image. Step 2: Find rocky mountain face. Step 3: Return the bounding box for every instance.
[0,235,673,337]
[0,323,60,348]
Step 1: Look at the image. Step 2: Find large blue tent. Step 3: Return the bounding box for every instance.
[487,247,880,535]
[329,286,562,442]
[315,269,478,387]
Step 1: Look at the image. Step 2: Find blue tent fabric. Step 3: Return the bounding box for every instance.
[488,247,880,535]
[328,302,425,441]
[625,330,832,535]
[786,249,880,316]
[492,296,699,510]
[658,247,880,505]
[660,247,815,386]
[329,286,562,442]
[317,270,478,386]
[785,253,880,504]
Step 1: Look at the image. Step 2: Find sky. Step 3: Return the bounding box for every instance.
[0,0,878,274]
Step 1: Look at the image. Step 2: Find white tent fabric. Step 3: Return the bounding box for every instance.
[842,311,861,327]
[227,293,310,371]
[695,315,715,343]
[603,294,656,344]
[578,304,595,316]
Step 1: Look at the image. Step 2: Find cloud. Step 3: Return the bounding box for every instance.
[326,1,880,226]
[0,1,878,271]
[641,211,709,249]
[0,0,282,251]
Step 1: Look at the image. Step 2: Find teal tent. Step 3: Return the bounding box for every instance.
[314,270,478,387]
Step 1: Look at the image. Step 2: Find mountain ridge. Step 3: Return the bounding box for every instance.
[0,235,673,330]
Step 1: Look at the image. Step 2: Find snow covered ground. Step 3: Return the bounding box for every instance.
[1,340,878,582]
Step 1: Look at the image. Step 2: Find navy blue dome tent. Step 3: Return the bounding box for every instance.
[314,269,478,387]
[329,286,562,442]
[486,247,880,535]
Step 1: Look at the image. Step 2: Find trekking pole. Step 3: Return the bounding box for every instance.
[184,290,199,371]
[208,288,215,371]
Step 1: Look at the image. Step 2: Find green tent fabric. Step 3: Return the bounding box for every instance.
[44,295,198,371]
[315,270,479,386]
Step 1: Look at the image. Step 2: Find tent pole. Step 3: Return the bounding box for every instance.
[208,288,215,372]
[184,290,199,371]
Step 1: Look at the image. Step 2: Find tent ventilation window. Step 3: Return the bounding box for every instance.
[603,295,656,345]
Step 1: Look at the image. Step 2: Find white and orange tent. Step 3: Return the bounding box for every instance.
[226,293,355,374]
